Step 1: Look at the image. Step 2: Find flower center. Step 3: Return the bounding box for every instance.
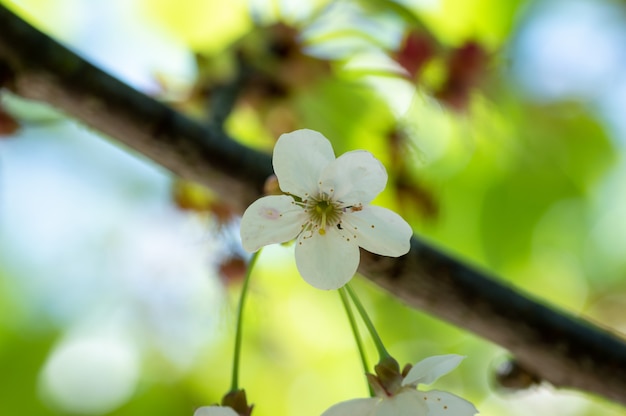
[306,196,342,235]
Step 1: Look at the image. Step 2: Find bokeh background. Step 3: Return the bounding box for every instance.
[1,0,626,415]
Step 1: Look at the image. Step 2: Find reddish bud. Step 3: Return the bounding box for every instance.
[218,256,247,286]
[0,106,19,136]
[435,40,489,111]
[395,31,435,79]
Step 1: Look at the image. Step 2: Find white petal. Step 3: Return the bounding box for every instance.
[294,226,359,289]
[193,406,239,416]
[319,150,388,205]
[402,355,465,387]
[419,390,478,416]
[240,195,306,252]
[342,206,412,257]
[272,129,335,197]
[376,390,428,416]
[321,398,379,416]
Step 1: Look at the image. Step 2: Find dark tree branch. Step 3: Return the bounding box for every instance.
[1,5,625,406]
[0,5,272,213]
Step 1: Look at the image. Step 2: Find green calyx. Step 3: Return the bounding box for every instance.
[367,356,405,397]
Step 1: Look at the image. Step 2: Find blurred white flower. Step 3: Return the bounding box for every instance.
[321,355,478,416]
[240,129,412,290]
[194,405,239,416]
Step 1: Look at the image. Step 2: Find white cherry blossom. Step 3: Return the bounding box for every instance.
[193,406,239,416]
[321,355,478,416]
[240,129,412,290]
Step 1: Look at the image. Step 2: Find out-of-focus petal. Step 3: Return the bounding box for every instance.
[377,390,428,416]
[294,227,359,290]
[403,355,465,387]
[240,195,306,252]
[272,129,335,197]
[419,390,478,416]
[321,398,379,416]
[319,150,387,205]
[342,206,412,257]
[193,406,239,416]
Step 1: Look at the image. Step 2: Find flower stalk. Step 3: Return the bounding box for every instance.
[230,250,261,392]
[338,287,373,396]
[345,283,391,361]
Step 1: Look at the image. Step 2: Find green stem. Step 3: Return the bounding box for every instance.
[345,283,391,361]
[230,250,261,392]
[339,287,373,396]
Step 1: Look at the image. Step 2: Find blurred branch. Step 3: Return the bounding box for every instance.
[205,54,252,130]
[0,5,272,214]
[1,4,625,406]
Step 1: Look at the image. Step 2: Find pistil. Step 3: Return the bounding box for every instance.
[319,210,327,235]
